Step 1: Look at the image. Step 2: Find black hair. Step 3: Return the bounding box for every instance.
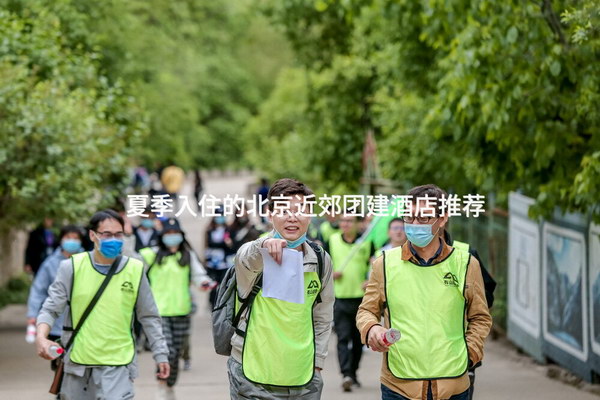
[143,206,155,217]
[154,229,192,267]
[407,184,448,217]
[58,225,84,242]
[89,209,125,231]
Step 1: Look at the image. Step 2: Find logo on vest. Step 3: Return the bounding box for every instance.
[121,281,134,294]
[307,280,320,295]
[443,272,459,287]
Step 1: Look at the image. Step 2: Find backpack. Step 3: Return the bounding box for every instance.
[211,241,324,356]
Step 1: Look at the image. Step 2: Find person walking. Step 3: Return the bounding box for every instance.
[140,218,213,400]
[35,209,170,400]
[356,185,492,400]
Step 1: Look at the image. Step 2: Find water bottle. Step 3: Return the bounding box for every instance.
[25,324,36,344]
[48,345,64,359]
[381,328,401,346]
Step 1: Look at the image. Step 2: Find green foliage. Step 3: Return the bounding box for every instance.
[0,2,145,230]
[66,0,287,169]
[0,0,293,231]
[0,274,31,309]
[247,0,600,220]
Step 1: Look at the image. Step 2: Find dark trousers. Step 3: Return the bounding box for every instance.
[381,384,469,400]
[468,369,475,399]
[161,315,191,387]
[334,298,363,379]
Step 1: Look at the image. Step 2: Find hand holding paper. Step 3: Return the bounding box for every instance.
[260,248,305,304]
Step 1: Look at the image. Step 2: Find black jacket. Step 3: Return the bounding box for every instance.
[25,226,57,275]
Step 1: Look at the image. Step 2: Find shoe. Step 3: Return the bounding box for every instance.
[342,376,353,392]
[183,360,191,371]
[156,384,168,400]
[165,386,176,400]
[352,377,361,388]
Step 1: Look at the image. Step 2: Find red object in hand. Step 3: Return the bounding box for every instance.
[381,329,401,346]
[48,345,64,359]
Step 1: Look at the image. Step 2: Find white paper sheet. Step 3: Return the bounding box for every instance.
[260,248,305,304]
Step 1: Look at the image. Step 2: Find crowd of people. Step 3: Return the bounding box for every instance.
[24,173,496,400]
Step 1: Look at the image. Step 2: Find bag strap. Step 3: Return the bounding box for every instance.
[307,241,324,304]
[232,273,262,337]
[63,255,122,353]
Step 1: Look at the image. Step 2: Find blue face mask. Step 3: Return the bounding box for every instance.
[215,216,226,225]
[162,233,183,247]
[404,223,439,248]
[273,230,307,249]
[140,219,154,229]
[96,237,124,259]
[61,239,81,254]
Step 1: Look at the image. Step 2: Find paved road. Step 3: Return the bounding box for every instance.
[2,302,600,400]
[1,173,599,399]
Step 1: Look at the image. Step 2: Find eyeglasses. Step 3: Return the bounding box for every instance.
[401,216,437,224]
[95,231,125,239]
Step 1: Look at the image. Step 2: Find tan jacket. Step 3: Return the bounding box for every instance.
[356,241,492,400]
[231,237,335,369]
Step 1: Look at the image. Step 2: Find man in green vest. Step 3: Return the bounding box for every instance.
[35,209,170,399]
[357,184,492,400]
[228,178,335,399]
[329,215,374,392]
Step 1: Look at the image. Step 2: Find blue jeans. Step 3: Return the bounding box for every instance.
[381,384,469,400]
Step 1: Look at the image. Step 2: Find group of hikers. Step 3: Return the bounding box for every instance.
[28,178,495,400]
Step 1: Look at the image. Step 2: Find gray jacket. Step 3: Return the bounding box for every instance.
[232,237,334,369]
[37,251,168,378]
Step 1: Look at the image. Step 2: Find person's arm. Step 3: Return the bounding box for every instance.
[357,256,389,352]
[36,260,71,331]
[26,260,52,322]
[234,237,270,298]
[189,251,212,286]
[136,273,169,367]
[464,256,493,365]
[313,252,334,370]
[35,260,72,359]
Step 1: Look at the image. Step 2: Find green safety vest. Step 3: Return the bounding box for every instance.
[453,240,470,252]
[69,252,143,366]
[140,247,192,317]
[319,221,338,243]
[242,270,321,387]
[329,232,371,298]
[384,246,470,380]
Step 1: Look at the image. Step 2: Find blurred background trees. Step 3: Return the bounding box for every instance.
[0,0,598,231]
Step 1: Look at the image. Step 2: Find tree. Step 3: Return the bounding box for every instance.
[0,2,145,231]
[247,0,600,219]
